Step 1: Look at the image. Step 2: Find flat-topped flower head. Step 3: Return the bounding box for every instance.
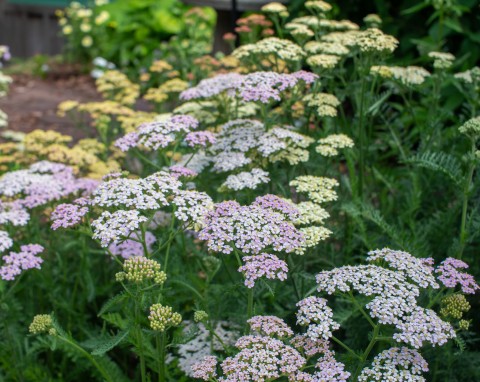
[233,38,305,64]
[305,1,332,13]
[148,303,182,331]
[253,194,300,221]
[316,134,354,156]
[91,171,181,210]
[239,253,289,288]
[199,200,304,255]
[296,296,340,340]
[219,335,306,381]
[371,65,431,87]
[92,210,147,247]
[0,202,30,226]
[293,201,330,225]
[0,161,97,209]
[185,131,216,148]
[367,248,439,289]
[169,165,198,179]
[304,93,341,117]
[313,352,351,382]
[117,256,166,284]
[359,347,429,382]
[307,54,341,69]
[0,244,44,281]
[221,169,270,191]
[172,190,213,227]
[29,314,53,334]
[290,176,339,204]
[261,2,288,14]
[50,203,89,230]
[393,307,455,348]
[248,316,294,338]
[436,258,479,294]
[355,28,398,54]
[428,51,455,69]
[192,355,218,381]
[114,114,199,152]
[296,226,332,254]
[305,41,350,56]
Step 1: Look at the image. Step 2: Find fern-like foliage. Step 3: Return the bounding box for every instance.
[405,151,463,187]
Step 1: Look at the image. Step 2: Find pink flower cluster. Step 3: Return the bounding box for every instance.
[185,131,216,148]
[296,296,340,340]
[436,257,479,294]
[180,71,317,104]
[247,315,294,338]
[199,198,304,255]
[0,244,44,281]
[0,161,98,209]
[358,347,429,382]
[50,203,89,230]
[239,253,288,288]
[115,115,199,152]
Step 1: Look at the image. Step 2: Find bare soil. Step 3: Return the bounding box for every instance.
[0,71,100,141]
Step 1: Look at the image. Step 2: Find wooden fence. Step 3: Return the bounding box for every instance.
[0,0,69,57]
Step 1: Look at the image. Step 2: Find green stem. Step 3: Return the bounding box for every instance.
[331,335,361,360]
[157,332,166,382]
[348,291,376,328]
[357,74,368,200]
[57,336,113,382]
[352,325,380,382]
[457,139,476,259]
[135,294,147,382]
[246,288,254,330]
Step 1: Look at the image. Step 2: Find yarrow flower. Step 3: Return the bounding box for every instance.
[199,199,304,255]
[304,93,341,117]
[296,296,340,340]
[181,71,317,104]
[0,244,44,281]
[148,304,182,331]
[354,28,398,54]
[0,202,30,226]
[169,165,198,179]
[290,176,339,204]
[116,256,166,284]
[29,314,53,334]
[370,65,431,87]
[367,248,439,289]
[239,253,289,288]
[316,134,354,156]
[191,355,218,381]
[232,37,305,64]
[50,203,89,230]
[440,294,470,320]
[91,171,181,210]
[247,315,294,338]
[185,131,216,148]
[428,51,455,69]
[92,210,148,247]
[218,335,306,381]
[221,168,270,191]
[436,258,479,294]
[114,115,199,152]
[172,190,213,227]
[0,161,98,209]
[358,347,429,382]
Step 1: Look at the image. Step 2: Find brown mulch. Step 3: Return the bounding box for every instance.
[0,71,101,141]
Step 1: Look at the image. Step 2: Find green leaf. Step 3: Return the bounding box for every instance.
[91,329,130,356]
[404,151,463,187]
[98,292,129,317]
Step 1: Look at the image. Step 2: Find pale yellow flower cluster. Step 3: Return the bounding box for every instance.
[307,54,340,69]
[316,134,354,156]
[354,28,398,54]
[96,70,140,106]
[233,37,305,64]
[304,93,340,117]
[117,111,158,133]
[21,129,120,179]
[148,304,182,332]
[304,41,350,56]
[371,65,431,87]
[29,314,53,335]
[144,78,189,105]
[290,176,339,204]
[261,2,289,17]
[428,51,455,70]
[269,133,315,165]
[305,1,332,13]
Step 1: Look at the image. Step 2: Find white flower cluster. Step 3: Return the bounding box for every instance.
[221,169,270,191]
[92,210,147,247]
[359,347,429,382]
[296,296,340,340]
